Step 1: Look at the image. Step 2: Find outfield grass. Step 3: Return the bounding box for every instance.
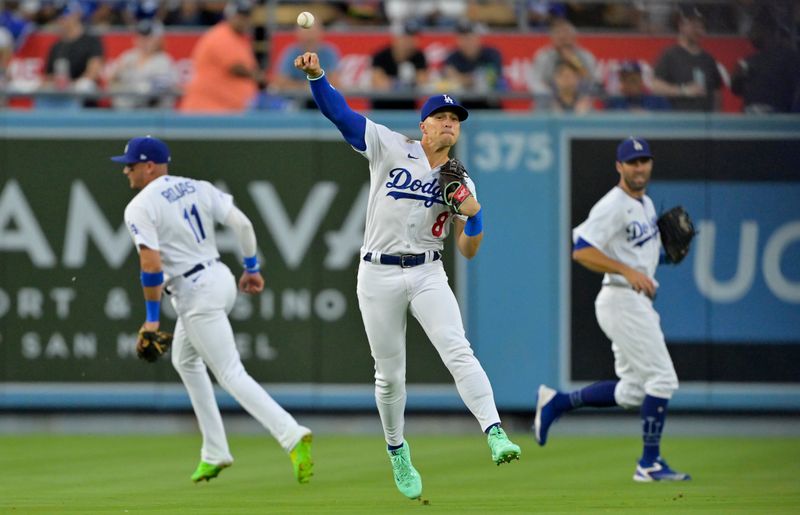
[1,434,798,514]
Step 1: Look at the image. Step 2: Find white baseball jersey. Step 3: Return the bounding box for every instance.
[572,186,661,287]
[124,175,233,278]
[357,118,476,256]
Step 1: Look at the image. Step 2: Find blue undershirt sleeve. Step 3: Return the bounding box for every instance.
[309,71,367,151]
[573,237,593,251]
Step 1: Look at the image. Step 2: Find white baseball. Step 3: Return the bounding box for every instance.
[297,11,315,29]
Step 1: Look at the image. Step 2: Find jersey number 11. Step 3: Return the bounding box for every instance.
[183,204,206,242]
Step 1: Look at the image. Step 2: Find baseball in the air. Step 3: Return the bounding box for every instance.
[297,11,315,29]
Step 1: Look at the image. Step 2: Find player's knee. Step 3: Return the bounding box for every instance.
[645,371,679,399]
[214,361,247,390]
[171,348,196,372]
[374,369,405,389]
[615,381,645,408]
[428,329,475,368]
[374,374,406,404]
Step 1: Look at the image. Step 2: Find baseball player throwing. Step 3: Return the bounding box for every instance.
[294,52,520,500]
[112,136,313,484]
[534,137,690,482]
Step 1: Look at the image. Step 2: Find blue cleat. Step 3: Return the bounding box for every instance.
[634,457,692,482]
[533,384,561,446]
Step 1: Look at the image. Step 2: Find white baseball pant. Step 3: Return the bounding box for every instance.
[357,259,501,446]
[168,261,310,465]
[595,286,679,408]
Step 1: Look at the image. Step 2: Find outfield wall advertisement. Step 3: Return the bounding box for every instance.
[0,119,460,410]
[1,112,798,411]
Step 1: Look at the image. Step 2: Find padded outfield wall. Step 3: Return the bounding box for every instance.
[0,112,798,411]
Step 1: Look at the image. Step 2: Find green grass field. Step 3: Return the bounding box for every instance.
[1,434,798,514]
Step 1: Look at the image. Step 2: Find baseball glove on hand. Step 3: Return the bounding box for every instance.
[657,205,696,264]
[136,329,173,363]
[438,158,473,214]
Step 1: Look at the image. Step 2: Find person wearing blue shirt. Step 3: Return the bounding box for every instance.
[605,60,671,112]
[273,23,339,108]
[443,20,505,110]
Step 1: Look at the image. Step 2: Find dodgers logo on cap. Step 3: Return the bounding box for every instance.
[617,137,653,162]
[111,136,171,164]
[420,94,469,122]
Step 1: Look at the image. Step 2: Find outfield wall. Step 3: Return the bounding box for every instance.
[1,112,798,411]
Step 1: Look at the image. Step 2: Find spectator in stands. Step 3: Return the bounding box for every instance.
[731,11,800,113]
[180,0,265,113]
[342,1,386,27]
[605,60,670,112]
[529,18,597,98]
[0,25,11,87]
[273,22,340,101]
[162,1,204,26]
[39,2,104,109]
[633,0,674,34]
[535,59,593,114]
[124,0,161,24]
[107,19,177,110]
[383,0,466,29]
[163,0,238,27]
[370,20,429,110]
[1,2,36,50]
[651,8,723,112]
[443,20,504,110]
[519,1,567,28]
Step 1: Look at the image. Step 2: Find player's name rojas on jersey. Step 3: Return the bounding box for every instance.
[384,168,445,208]
[159,180,197,203]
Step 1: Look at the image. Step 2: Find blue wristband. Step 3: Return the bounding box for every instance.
[464,208,484,237]
[145,300,160,322]
[243,255,260,274]
[140,270,164,287]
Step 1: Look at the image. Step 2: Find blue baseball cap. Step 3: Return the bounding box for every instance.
[420,94,469,122]
[111,136,171,164]
[617,137,653,162]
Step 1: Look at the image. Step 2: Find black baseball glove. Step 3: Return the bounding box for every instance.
[438,158,473,214]
[657,205,696,264]
[136,329,173,363]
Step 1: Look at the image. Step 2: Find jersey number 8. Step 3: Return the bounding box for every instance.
[431,212,450,237]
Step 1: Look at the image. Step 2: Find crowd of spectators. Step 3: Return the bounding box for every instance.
[1,0,798,114]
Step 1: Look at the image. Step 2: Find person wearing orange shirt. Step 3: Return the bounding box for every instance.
[180,0,264,113]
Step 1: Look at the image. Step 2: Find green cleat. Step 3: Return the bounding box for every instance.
[487,426,521,465]
[191,460,230,483]
[388,442,422,500]
[289,433,314,484]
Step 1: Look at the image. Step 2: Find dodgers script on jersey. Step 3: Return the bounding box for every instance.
[124,175,233,278]
[357,119,476,256]
[573,187,661,286]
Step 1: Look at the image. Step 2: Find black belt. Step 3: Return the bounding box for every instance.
[182,258,221,278]
[362,251,440,268]
[604,282,656,300]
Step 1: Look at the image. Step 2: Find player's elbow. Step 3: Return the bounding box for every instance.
[458,242,480,260]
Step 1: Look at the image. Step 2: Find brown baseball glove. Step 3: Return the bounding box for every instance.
[136,329,173,363]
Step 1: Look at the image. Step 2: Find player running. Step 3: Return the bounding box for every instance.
[534,137,691,482]
[294,52,520,500]
[112,136,313,485]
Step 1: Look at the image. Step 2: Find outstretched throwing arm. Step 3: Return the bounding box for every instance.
[295,52,366,151]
